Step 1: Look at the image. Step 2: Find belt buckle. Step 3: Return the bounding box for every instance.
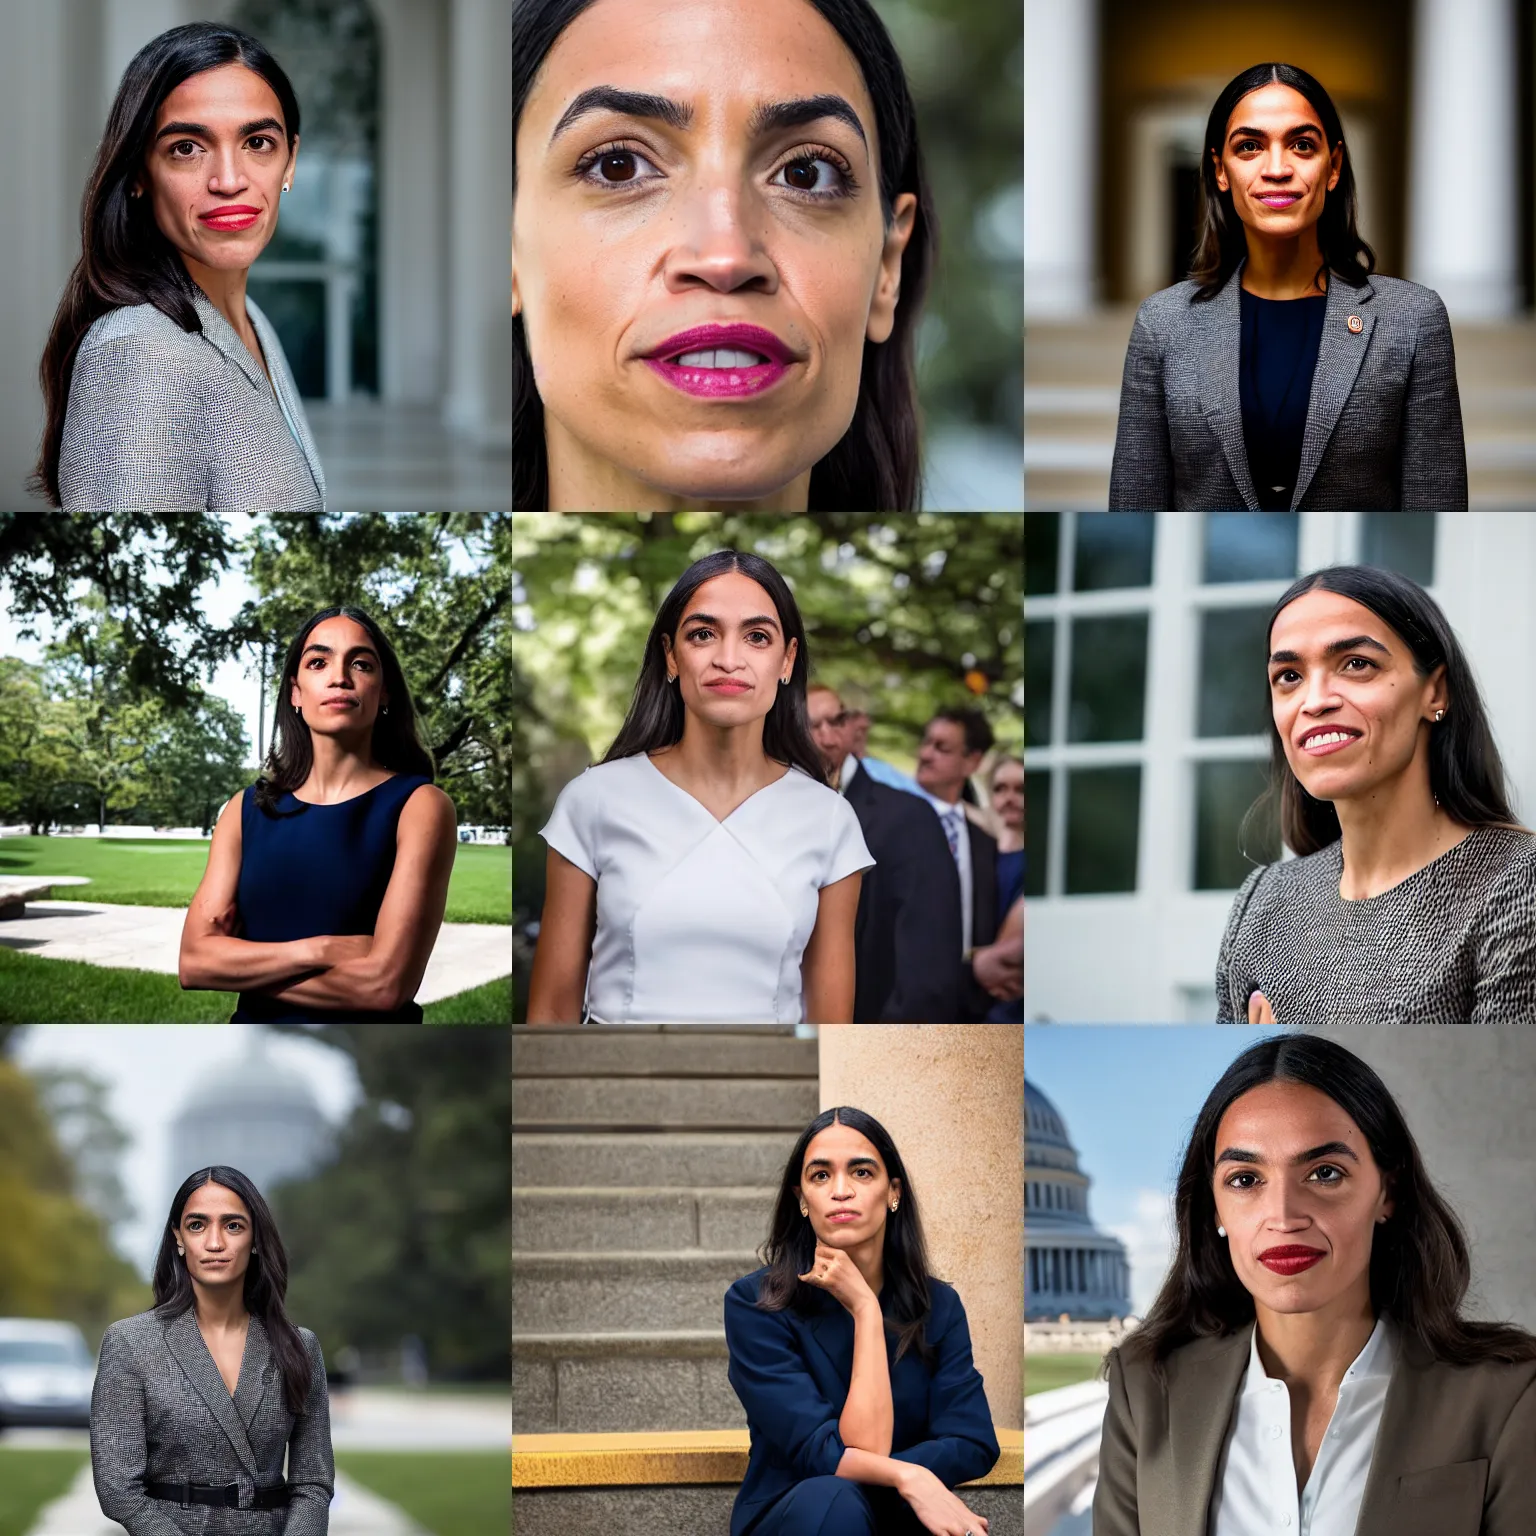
[180,1480,192,1510]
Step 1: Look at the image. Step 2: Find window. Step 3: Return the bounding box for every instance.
[1075,513,1155,591]
[1360,512,1436,585]
[1194,760,1280,890]
[1202,512,1299,583]
[1197,608,1273,739]
[1066,766,1141,894]
[1026,512,1060,595]
[1068,615,1149,742]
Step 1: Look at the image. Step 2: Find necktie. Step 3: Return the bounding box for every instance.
[943,808,962,863]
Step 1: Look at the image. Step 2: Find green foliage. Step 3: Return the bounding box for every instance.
[336,1451,510,1536]
[0,951,232,1025]
[1024,1353,1105,1396]
[422,977,512,1025]
[0,1449,91,1536]
[137,694,251,833]
[268,1026,510,1381]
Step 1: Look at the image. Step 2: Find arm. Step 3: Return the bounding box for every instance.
[1108,309,1174,511]
[281,1333,336,1536]
[90,1326,186,1536]
[258,785,458,1013]
[971,896,1023,1003]
[525,847,597,1024]
[178,792,342,993]
[1091,1347,1141,1536]
[1469,858,1536,1025]
[840,1298,894,1456]
[1213,866,1265,1024]
[802,871,863,1023]
[1400,293,1468,510]
[884,810,963,1021]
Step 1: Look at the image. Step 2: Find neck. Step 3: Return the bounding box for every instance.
[192,1279,250,1332]
[1332,754,1470,899]
[927,783,963,807]
[656,708,780,786]
[1240,228,1328,300]
[545,419,812,511]
[842,1231,884,1299]
[997,826,1023,853]
[1253,1287,1375,1398]
[182,256,252,336]
[301,731,383,801]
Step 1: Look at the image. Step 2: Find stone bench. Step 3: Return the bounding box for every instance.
[0,877,91,920]
[512,1427,1024,1536]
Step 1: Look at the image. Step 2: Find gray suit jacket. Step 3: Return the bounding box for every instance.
[1094,1325,1536,1536]
[91,1308,333,1536]
[59,290,326,513]
[1108,263,1468,510]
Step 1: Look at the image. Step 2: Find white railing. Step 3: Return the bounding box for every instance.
[1024,1380,1106,1532]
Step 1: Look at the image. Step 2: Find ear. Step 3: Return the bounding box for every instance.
[889,1176,902,1202]
[865,192,918,346]
[1426,662,1449,719]
[1212,148,1229,194]
[1327,139,1342,193]
[289,677,301,711]
[781,635,799,680]
[512,252,521,319]
[661,633,676,682]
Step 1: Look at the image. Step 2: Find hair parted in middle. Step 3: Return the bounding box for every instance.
[756,1105,936,1365]
[1124,1034,1536,1378]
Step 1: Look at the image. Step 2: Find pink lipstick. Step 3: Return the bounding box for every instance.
[1259,1246,1324,1276]
[642,323,796,400]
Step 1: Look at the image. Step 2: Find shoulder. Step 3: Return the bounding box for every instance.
[400,780,456,828]
[725,1267,772,1315]
[1463,825,1536,891]
[76,302,207,365]
[1133,280,1204,335]
[101,1310,164,1349]
[295,1324,325,1358]
[1363,276,1452,330]
[775,764,842,808]
[925,1277,968,1328]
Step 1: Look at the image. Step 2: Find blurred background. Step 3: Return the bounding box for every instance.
[1022,510,1536,1022]
[1023,0,1536,507]
[0,1020,510,1536]
[0,0,511,510]
[510,511,1023,1022]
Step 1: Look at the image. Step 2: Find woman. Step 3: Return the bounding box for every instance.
[528,550,871,1023]
[179,606,458,1022]
[1095,1034,1536,1536]
[512,0,936,511]
[34,23,324,512]
[1109,62,1466,511]
[1216,564,1536,1024]
[983,754,1023,1024]
[725,1107,998,1536]
[92,1165,333,1533]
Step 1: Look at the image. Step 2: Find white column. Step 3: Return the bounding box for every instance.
[103,0,185,112]
[444,0,513,447]
[1024,0,1098,317]
[1407,0,1518,318]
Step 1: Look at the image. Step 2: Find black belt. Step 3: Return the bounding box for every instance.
[145,1481,291,1509]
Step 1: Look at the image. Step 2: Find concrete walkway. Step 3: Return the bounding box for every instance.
[0,901,509,1006]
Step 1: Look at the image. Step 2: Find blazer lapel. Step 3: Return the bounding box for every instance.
[248,300,327,504]
[1197,264,1260,510]
[192,291,270,394]
[1164,1327,1252,1535]
[804,1296,855,1398]
[1291,274,1376,508]
[233,1314,274,1430]
[164,1309,260,1479]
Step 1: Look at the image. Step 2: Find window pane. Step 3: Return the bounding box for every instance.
[1073,513,1155,591]
[1194,759,1280,889]
[1197,607,1272,737]
[1025,620,1054,747]
[1201,512,1299,583]
[1025,770,1050,897]
[1360,513,1436,586]
[1065,765,1141,894]
[1068,614,1149,742]
[1025,513,1060,595]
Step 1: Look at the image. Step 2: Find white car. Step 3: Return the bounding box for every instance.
[0,1319,95,1430]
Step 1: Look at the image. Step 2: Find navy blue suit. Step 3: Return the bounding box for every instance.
[724,1267,999,1536]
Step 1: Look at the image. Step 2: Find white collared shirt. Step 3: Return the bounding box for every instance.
[837,754,859,793]
[1209,1318,1395,1536]
[921,790,973,953]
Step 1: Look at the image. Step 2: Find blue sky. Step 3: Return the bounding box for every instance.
[1027,1025,1286,1313]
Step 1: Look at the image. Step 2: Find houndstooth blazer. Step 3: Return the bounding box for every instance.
[1108,261,1468,510]
[90,1307,333,1536]
[58,289,326,513]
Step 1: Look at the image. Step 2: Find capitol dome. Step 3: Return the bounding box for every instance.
[1026,1077,1131,1321]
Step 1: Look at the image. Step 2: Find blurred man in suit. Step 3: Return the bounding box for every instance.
[808,685,962,1021]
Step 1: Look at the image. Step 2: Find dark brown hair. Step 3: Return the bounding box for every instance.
[1189,62,1374,303]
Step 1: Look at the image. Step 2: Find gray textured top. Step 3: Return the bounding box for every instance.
[1214,825,1536,1024]
[59,289,326,513]
[1108,262,1468,511]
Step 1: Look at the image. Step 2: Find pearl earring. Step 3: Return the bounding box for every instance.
[177,1247,185,1256]
[1217,1226,1226,1238]
[799,1205,808,1217]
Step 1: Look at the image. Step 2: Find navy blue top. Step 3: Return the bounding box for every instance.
[723,1266,999,1535]
[231,773,432,1023]
[1239,288,1327,510]
[986,847,1025,1023]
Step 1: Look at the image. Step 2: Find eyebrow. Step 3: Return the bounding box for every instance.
[181,1209,246,1222]
[1229,123,1322,142]
[1216,1140,1360,1166]
[680,611,781,632]
[1268,634,1390,666]
[156,116,285,144]
[805,1156,880,1171]
[549,85,867,152]
[301,642,381,660]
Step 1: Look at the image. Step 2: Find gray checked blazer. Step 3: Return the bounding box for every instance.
[90,1308,333,1535]
[1108,261,1469,510]
[58,289,326,513]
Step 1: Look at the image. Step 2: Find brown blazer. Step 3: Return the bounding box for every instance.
[1093,1324,1536,1536]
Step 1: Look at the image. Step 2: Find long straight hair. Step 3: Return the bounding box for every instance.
[1247,565,1520,857]
[601,550,825,782]
[512,0,937,511]
[1127,1035,1536,1376]
[1189,62,1374,302]
[153,1166,314,1415]
[256,606,435,814]
[32,24,301,505]
[757,1106,936,1365]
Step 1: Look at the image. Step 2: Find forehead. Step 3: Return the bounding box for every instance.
[807,690,844,716]
[1270,589,1400,654]
[1214,1080,1368,1159]
[304,616,376,653]
[1226,82,1324,136]
[683,571,781,620]
[184,1182,251,1218]
[803,1122,882,1168]
[925,718,964,744]
[157,63,285,131]
[993,760,1023,782]
[522,0,876,147]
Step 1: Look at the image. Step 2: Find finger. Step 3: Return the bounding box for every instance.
[1247,989,1263,1024]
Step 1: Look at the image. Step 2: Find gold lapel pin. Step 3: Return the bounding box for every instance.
[1347,314,1363,334]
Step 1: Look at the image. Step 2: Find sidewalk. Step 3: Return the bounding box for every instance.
[0,902,509,1006]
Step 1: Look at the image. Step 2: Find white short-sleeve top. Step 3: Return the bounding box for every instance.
[539,754,875,1023]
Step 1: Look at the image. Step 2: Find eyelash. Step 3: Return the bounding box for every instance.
[809,1168,874,1181]
[573,139,858,201]
[1272,656,1375,687]
[185,1220,244,1230]
[686,627,773,645]
[307,657,374,671]
[1237,139,1318,154]
[169,135,277,159]
[1225,1164,1346,1190]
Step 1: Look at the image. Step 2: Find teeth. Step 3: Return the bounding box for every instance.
[673,348,768,369]
[1306,732,1355,747]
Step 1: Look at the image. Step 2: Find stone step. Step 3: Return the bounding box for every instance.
[513,1076,818,1131]
[512,1026,817,1078]
[513,1187,775,1253]
[513,1252,761,1333]
[513,1132,798,1188]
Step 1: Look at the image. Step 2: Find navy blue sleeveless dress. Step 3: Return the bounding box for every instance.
[231,773,433,1022]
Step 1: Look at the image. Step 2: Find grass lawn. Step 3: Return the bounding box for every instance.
[0,1447,89,1536]
[337,1451,509,1536]
[0,950,509,1025]
[0,837,510,924]
[1025,1352,1105,1396]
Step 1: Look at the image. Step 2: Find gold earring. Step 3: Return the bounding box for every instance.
[177,1247,184,1256]
[889,1202,898,1213]
[799,1205,808,1217]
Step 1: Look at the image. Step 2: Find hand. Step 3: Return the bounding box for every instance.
[1248,989,1275,1024]
[320,934,373,968]
[798,1241,879,1317]
[972,942,1022,1001]
[899,1465,990,1536]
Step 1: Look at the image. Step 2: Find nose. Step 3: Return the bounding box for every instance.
[1299,667,1339,715]
[207,148,250,194]
[661,172,779,298]
[1262,145,1293,180]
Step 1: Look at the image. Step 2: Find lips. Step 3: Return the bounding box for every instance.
[323,698,358,709]
[704,681,751,694]
[642,323,797,401]
[1256,194,1301,208]
[1259,1245,1324,1275]
[1298,726,1361,756]
[199,205,262,230]
[826,1212,860,1222]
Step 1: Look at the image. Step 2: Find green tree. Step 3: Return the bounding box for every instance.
[138,694,252,833]
[0,657,77,833]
